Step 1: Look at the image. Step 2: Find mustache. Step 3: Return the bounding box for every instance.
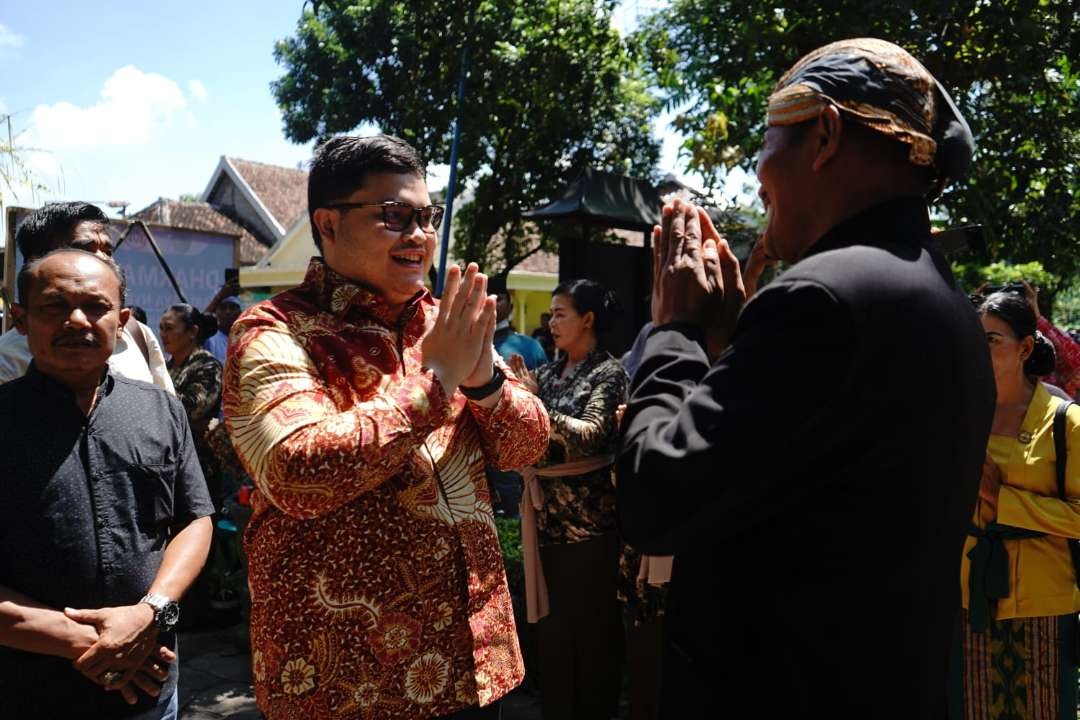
[52,332,100,348]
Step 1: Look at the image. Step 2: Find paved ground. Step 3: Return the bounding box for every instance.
[177,622,543,719]
[178,623,260,719]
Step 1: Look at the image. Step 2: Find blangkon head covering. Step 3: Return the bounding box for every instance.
[767,38,974,196]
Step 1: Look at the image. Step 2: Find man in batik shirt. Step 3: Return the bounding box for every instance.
[224,135,549,720]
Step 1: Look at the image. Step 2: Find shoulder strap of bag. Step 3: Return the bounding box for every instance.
[1053,400,1080,589]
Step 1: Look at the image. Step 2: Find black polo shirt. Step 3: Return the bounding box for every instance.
[0,363,214,718]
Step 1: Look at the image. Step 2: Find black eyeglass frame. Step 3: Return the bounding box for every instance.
[322,201,446,231]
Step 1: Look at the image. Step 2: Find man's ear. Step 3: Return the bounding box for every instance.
[811,105,845,173]
[118,307,131,339]
[312,208,339,249]
[10,304,28,336]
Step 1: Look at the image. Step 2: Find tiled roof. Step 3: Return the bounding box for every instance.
[227,157,309,233]
[131,198,267,265]
[512,250,559,274]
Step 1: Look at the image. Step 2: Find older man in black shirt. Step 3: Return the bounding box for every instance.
[617,39,995,718]
[0,249,213,719]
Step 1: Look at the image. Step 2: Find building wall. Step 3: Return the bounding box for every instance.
[512,289,552,337]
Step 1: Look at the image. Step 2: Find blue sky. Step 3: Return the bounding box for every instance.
[1,1,314,214]
[0,0,749,222]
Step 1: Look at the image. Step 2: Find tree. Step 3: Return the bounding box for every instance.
[1055,279,1080,328]
[639,1,1080,305]
[272,0,661,273]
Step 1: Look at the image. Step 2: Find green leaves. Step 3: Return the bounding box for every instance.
[644,0,1080,308]
[270,0,1078,312]
[273,0,660,273]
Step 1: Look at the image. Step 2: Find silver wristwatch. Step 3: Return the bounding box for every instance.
[140,593,180,632]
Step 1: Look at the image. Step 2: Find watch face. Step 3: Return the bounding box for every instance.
[161,602,180,628]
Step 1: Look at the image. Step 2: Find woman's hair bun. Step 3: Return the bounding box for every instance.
[169,303,219,344]
[553,278,620,334]
[1025,330,1057,377]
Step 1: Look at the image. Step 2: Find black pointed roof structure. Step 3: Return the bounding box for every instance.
[523,168,661,233]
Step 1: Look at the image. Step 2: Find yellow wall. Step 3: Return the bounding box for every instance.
[511,289,552,336]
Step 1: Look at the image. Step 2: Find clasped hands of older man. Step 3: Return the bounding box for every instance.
[58,603,173,704]
[652,198,775,360]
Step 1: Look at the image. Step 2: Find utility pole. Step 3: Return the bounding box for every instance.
[434,5,475,297]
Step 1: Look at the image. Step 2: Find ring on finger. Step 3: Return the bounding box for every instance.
[101,670,123,685]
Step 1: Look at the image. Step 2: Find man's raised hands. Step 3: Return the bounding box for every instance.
[422,263,497,393]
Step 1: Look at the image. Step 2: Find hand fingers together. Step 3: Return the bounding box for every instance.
[438,264,462,321]
[651,225,662,287]
[682,201,702,259]
[465,273,489,325]
[669,199,687,262]
[478,296,497,344]
[696,206,722,244]
[659,204,676,270]
[448,263,478,322]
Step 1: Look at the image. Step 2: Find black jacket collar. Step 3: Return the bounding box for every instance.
[805,196,931,259]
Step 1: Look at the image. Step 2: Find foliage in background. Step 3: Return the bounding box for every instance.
[1054,279,1080,329]
[494,516,524,598]
[951,260,1057,293]
[638,1,1080,308]
[272,0,661,273]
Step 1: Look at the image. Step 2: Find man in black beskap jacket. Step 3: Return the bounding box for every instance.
[617,39,994,719]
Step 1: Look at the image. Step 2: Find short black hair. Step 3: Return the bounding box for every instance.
[15,202,110,262]
[17,248,127,307]
[307,134,426,252]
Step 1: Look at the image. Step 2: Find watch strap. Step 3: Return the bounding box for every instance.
[460,364,506,400]
[139,593,177,630]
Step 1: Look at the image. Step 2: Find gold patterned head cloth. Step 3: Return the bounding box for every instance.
[767,38,974,195]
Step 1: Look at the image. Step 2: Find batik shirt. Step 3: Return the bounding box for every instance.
[170,347,224,507]
[224,258,549,720]
[1038,316,1080,398]
[168,347,222,438]
[533,349,627,545]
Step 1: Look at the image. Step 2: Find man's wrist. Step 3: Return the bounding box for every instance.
[460,364,506,400]
[64,617,99,658]
[428,365,462,396]
[132,601,156,632]
[139,593,178,631]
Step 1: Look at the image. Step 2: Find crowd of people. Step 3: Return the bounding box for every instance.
[0,36,1078,720]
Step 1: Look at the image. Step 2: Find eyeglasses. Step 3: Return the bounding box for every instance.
[323,201,445,232]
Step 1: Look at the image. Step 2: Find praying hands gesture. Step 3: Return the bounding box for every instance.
[651,198,746,360]
[507,354,539,395]
[423,263,498,397]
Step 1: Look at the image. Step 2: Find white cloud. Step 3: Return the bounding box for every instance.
[0,24,24,50]
[188,79,208,102]
[26,65,188,148]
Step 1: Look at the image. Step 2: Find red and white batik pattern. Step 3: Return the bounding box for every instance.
[224,258,550,719]
[1038,316,1080,399]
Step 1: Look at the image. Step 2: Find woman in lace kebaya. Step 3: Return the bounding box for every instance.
[511,279,627,720]
[160,304,224,509]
